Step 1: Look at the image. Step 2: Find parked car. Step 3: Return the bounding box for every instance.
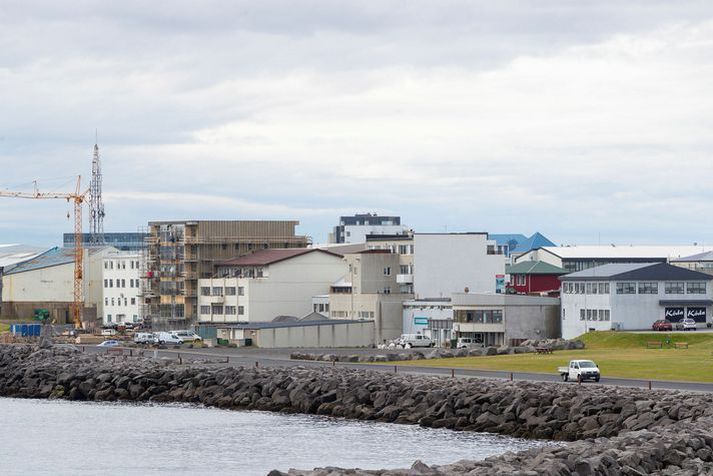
[456,337,482,349]
[397,334,433,349]
[133,332,155,345]
[101,328,118,337]
[154,332,183,345]
[681,318,697,331]
[174,330,202,343]
[97,340,120,348]
[557,359,600,383]
[652,319,673,331]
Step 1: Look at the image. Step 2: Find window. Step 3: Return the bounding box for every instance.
[687,282,706,294]
[225,306,236,314]
[616,282,636,294]
[111,298,115,306]
[638,282,658,294]
[400,265,409,274]
[104,279,108,288]
[598,283,609,294]
[104,262,108,269]
[516,275,526,286]
[604,310,610,321]
[225,287,236,296]
[107,315,112,322]
[487,245,496,255]
[110,261,113,269]
[130,261,134,269]
[211,304,224,315]
[586,309,593,321]
[238,306,245,315]
[580,309,585,321]
[124,298,128,306]
[383,267,391,276]
[200,305,211,315]
[131,298,136,305]
[590,283,598,294]
[200,286,210,296]
[398,245,408,254]
[238,287,245,296]
[105,298,108,306]
[121,279,125,288]
[665,282,685,294]
[212,287,223,296]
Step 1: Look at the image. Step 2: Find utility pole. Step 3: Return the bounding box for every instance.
[89,136,105,246]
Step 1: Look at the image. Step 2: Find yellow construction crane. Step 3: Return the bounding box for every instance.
[0,176,89,328]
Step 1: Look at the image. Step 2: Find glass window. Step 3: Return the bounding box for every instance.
[200,305,210,315]
[225,287,236,296]
[686,282,706,294]
[383,267,391,276]
[238,306,245,315]
[638,282,658,294]
[665,282,685,294]
[238,287,245,296]
[211,304,223,314]
[212,287,223,296]
[598,283,609,294]
[580,309,585,321]
[591,283,598,294]
[131,298,136,305]
[225,306,236,314]
[616,282,636,294]
[200,287,210,296]
[586,283,592,294]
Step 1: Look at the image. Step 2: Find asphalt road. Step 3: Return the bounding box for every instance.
[83,345,713,394]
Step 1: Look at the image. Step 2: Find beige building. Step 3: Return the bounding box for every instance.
[197,248,346,324]
[1,246,117,325]
[142,220,309,329]
[329,250,413,343]
[365,233,414,293]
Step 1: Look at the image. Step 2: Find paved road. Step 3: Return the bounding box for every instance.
[83,345,713,394]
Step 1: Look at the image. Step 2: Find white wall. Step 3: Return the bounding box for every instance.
[413,234,505,299]
[101,252,141,325]
[342,224,409,243]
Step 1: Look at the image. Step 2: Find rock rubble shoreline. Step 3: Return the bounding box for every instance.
[2,344,713,475]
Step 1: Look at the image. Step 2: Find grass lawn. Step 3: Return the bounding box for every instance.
[391,332,713,383]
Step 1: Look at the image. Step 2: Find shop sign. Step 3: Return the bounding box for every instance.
[687,307,707,322]
[664,307,685,321]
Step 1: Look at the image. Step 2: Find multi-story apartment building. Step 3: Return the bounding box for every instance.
[329,250,412,343]
[102,251,140,325]
[330,213,409,244]
[197,248,346,324]
[365,232,414,293]
[142,220,309,329]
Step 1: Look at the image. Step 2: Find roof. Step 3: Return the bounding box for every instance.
[489,233,555,254]
[3,246,114,275]
[561,262,713,282]
[209,319,371,330]
[672,251,713,263]
[218,248,342,267]
[0,244,45,268]
[507,260,568,275]
[533,245,713,260]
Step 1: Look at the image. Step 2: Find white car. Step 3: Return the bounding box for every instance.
[456,337,482,349]
[558,359,601,383]
[133,332,155,345]
[681,318,697,331]
[174,330,202,343]
[397,334,433,349]
[154,332,183,345]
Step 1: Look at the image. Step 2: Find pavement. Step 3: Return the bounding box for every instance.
[82,344,713,394]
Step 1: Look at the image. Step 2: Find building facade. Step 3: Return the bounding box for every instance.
[560,263,713,339]
[452,293,561,346]
[101,251,141,325]
[671,251,713,276]
[328,250,412,343]
[413,233,506,299]
[402,298,453,346]
[330,213,409,244]
[365,233,414,293]
[506,260,567,295]
[197,249,345,324]
[142,220,309,329]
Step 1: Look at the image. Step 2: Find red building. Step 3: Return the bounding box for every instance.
[507,260,567,295]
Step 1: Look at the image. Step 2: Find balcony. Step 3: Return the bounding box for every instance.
[396,274,414,284]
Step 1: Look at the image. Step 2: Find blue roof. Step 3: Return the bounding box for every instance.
[490,232,555,254]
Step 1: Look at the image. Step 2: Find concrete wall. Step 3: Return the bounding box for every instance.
[414,234,505,299]
[223,321,375,348]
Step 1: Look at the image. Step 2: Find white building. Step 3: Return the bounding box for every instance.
[330,213,409,244]
[1,246,117,325]
[560,263,713,339]
[516,245,713,274]
[197,248,347,324]
[402,299,453,346]
[413,233,506,299]
[102,251,141,325]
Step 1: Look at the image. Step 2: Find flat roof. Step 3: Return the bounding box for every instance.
[534,245,713,260]
[561,262,713,282]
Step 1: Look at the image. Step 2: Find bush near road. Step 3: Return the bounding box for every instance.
[395,331,713,383]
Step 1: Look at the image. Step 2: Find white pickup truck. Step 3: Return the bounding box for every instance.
[558,359,601,383]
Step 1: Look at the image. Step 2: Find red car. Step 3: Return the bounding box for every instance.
[652,319,673,331]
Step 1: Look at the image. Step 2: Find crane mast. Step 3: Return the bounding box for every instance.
[89,142,105,246]
[0,175,89,328]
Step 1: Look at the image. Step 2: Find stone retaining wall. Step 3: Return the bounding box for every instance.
[2,344,713,475]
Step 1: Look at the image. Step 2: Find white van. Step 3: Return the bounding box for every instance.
[456,337,482,349]
[397,334,433,349]
[133,332,155,345]
[174,330,202,343]
[154,332,183,345]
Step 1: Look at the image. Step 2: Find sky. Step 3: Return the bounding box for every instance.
[2,1,713,247]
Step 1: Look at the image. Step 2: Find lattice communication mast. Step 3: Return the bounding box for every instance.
[89,141,105,245]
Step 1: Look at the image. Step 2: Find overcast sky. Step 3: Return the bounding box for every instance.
[2,1,713,247]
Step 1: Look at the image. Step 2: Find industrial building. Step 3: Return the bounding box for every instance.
[141,220,309,329]
[197,248,346,324]
[560,263,713,339]
[452,293,561,346]
[1,246,117,325]
[0,245,45,317]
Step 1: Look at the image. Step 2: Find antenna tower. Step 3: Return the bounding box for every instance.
[89,137,105,245]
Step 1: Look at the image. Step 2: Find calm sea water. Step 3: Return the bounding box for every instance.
[0,398,546,475]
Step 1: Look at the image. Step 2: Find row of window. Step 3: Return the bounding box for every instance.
[106,314,139,323]
[104,260,140,270]
[329,310,375,318]
[563,281,707,295]
[104,278,139,289]
[105,297,137,307]
[457,310,504,324]
[200,305,245,315]
[200,286,245,296]
[579,309,611,321]
[313,303,330,313]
